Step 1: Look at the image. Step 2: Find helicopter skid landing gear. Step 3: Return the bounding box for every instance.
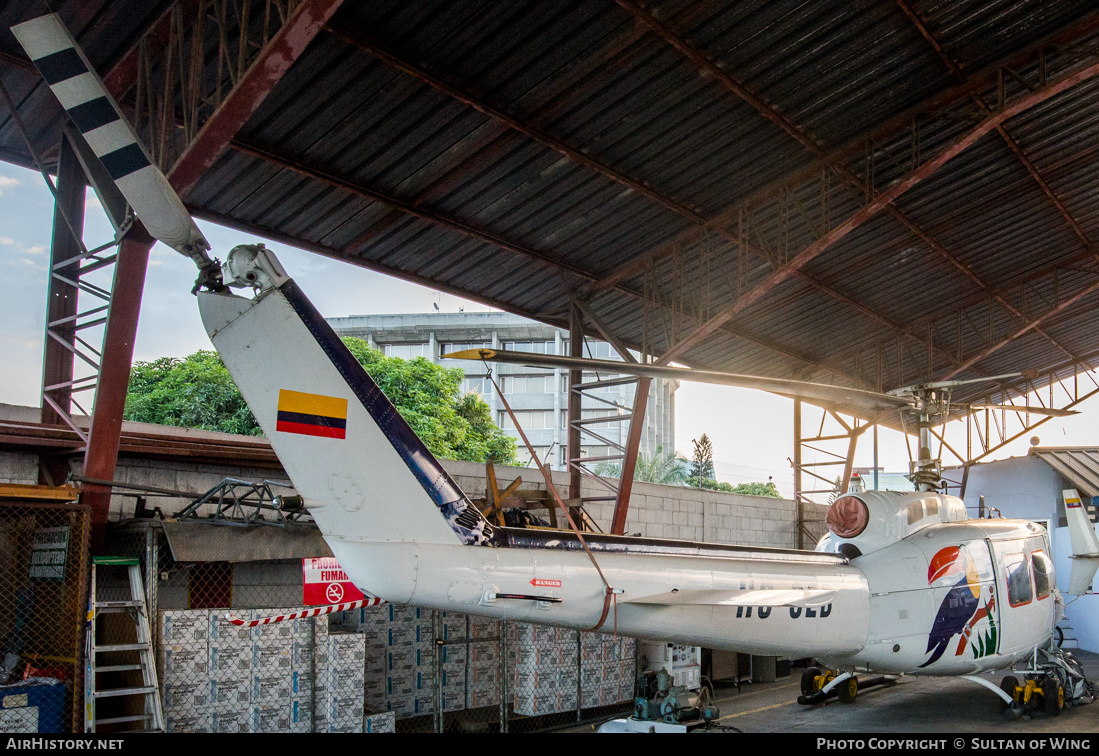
[995,645,1095,718]
[798,667,893,705]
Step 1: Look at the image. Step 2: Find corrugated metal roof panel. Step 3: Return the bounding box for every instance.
[4,0,1099,426]
[1030,448,1099,500]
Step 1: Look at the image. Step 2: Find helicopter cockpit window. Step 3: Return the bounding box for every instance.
[1004,553,1033,607]
[1031,550,1052,600]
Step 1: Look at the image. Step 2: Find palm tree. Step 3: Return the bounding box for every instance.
[594,445,688,485]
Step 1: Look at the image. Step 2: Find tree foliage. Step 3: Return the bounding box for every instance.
[728,481,782,498]
[594,445,688,485]
[124,338,517,464]
[689,434,715,487]
[124,351,262,436]
[692,478,782,498]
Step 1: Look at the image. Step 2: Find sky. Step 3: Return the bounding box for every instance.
[4,160,1099,498]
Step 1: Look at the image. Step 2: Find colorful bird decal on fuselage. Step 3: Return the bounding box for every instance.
[920,546,982,668]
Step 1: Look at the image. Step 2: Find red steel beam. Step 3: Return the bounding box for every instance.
[323,24,708,225]
[896,0,1095,253]
[40,137,85,430]
[657,55,1099,365]
[592,7,1099,292]
[80,228,154,549]
[611,377,650,535]
[169,0,347,198]
[81,0,346,544]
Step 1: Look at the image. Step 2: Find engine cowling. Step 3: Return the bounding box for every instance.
[819,490,969,556]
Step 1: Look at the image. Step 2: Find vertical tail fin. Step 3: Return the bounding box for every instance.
[1063,488,1099,594]
[197,251,492,547]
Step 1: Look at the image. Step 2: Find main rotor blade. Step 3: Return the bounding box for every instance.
[11,14,210,265]
[447,348,914,412]
[965,403,1079,417]
[891,373,1023,394]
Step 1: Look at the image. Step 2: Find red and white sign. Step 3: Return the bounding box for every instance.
[303,557,366,605]
[530,578,561,588]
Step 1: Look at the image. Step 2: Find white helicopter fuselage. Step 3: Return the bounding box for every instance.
[8,8,1076,705]
[197,259,1062,682]
[324,514,1055,677]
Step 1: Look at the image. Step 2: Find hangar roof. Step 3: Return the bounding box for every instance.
[4,0,1099,424]
[1030,447,1099,501]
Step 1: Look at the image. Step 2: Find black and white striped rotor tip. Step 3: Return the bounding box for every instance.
[11,14,211,265]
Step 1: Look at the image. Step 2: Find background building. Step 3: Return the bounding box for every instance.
[326,312,677,472]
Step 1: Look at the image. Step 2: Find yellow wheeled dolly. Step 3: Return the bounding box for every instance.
[999,674,1064,717]
[798,665,890,705]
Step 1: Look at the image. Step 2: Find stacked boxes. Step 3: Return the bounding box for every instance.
[326,631,366,732]
[386,606,434,717]
[209,609,252,732]
[160,604,642,729]
[364,710,396,733]
[339,604,467,718]
[159,609,213,733]
[157,607,341,734]
[250,608,299,733]
[514,625,635,715]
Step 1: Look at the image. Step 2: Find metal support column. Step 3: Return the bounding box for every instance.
[81,229,154,549]
[793,399,803,548]
[40,137,85,484]
[567,303,583,500]
[611,378,650,534]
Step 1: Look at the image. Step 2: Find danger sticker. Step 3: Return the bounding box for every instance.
[530,578,561,588]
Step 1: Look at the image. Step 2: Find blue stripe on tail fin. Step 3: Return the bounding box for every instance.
[279,279,493,546]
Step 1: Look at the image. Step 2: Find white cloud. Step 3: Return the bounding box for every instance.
[0,175,20,196]
[0,237,13,245]
[23,244,46,256]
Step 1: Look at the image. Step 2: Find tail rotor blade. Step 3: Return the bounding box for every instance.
[11,14,211,266]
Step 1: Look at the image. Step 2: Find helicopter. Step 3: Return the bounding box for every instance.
[12,12,1099,719]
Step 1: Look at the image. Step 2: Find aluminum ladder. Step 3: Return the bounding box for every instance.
[84,556,164,733]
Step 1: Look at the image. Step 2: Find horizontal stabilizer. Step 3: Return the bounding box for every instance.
[623,588,836,607]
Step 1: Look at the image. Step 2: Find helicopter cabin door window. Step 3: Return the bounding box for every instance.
[1003,552,1033,607]
[1031,550,1052,600]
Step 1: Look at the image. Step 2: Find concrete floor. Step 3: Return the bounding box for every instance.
[569,651,1099,733]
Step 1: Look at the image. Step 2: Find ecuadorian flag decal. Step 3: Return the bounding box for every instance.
[276,389,348,439]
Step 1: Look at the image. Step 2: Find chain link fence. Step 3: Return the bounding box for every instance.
[0,502,90,734]
[99,521,639,733]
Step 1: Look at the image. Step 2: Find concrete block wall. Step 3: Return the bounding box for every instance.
[2,443,797,550]
[106,457,292,519]
[0,452,37,484]
[443,459,797,549]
